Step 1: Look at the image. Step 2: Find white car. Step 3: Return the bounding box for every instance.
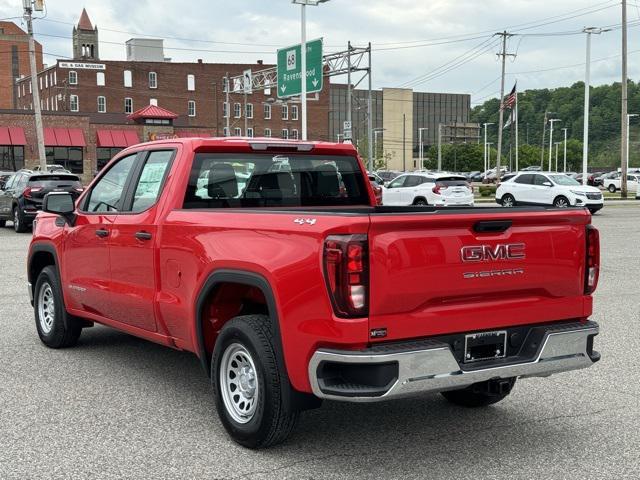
[382,172,474,207]
[496,172,604,214]
[603,173,640,193]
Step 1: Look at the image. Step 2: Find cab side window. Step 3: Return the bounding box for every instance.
[130,150,173,213]
[515,174,533,185]
[405,175,423,187]
[533,175,550,186]
[85,154,138,212]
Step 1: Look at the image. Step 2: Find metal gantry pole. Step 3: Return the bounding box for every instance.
[25,3,46,171]
[346,41,352,142]
[300,3,308,140]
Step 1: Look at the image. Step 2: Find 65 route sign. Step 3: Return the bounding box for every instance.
[277,38,323,98]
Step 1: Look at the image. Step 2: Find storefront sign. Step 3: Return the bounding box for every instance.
[148,132,178,141]
[58,62,106,70]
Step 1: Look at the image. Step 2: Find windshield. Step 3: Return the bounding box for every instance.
[549,174,580,186]
[183,153,369,208]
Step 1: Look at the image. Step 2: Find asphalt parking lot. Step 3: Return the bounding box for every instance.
[1,204,639,480]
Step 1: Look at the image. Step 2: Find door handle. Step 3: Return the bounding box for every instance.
[135,231,152,241]
[95,228,109,238]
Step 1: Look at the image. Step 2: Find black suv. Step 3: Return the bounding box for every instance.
[0,170,83,232]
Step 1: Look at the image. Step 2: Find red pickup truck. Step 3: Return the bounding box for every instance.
[28,138,601,448]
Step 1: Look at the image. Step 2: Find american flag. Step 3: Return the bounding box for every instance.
[502,84,517,110]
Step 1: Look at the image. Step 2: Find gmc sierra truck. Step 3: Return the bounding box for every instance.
[28,138,601,448]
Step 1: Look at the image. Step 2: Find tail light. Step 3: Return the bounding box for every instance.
[432,183,443,195]
[584,224,600,294]
[323,234,369,317]
[23,187,42,198]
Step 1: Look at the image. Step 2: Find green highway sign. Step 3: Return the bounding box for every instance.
[277,38,323,98]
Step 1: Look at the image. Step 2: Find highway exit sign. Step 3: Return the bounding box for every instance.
[277,38,323,98]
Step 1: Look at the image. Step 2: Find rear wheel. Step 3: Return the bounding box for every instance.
[212,315,298,449]
[441,378,516,408]
[607,184,617,193]
[34,266,82,348]
[501,194,516,207]
[413,198,428,206]
[13,206,28,233]
[553,196,570,208]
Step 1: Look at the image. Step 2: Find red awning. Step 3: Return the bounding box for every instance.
[44,128,86,147]
[8,127,26,145]
[0,127,10,145]
[96,130,140,148]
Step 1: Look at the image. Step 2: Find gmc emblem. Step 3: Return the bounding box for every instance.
[460,243,526,262]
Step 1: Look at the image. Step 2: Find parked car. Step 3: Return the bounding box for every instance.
[469,171,485,182]
[483,168,510,183]
[521,165,542,171]
[0,170,83,232]
[603,173,640,193]
[28,137,600,448]
[591,172,605,187]
[466,171,481,180]
[367,171,385,186]
[33,164,71,174]
[0,170,14,189]
[367,175,383,205]
[574,172,600,187]
[495,171,604,213]
[383,172,474,207]
[497,172,517,184]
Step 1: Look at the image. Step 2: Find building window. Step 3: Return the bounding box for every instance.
[234,103,241,118]
[150,98,158,106]
[282,105,288,120]
[264,128,271,138]
[264,80,271,96]
[188,100,196,117]
[96,71,105,86]
[124,97,133,114]
[291,105,299,121]
[291,129,299,140]
[39,76,42,90]
[247,127,254,138]
[97,96,106,113]
[45,75,48,89]
[70,95,79,112]
[246,103,253,119]
[264,104,271,120]
[223,77,229,93]
[223,102,228,118]
[187,74,195,91]
[96,147,124,171]
[223,126,229,137]
[281,129,289,139]
[45,146,84,174]
[123,70,132,88]
[0,146,25,171]
[149,71,157,89]
[28,83,31,94]
[234,127,242,137]
[69,71,77,85]
[53,71,56,85]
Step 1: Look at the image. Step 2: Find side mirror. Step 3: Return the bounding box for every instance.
[43,192,76,224]
[542,181,553,187]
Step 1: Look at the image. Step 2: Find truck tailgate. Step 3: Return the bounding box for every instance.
[368,208,591,342]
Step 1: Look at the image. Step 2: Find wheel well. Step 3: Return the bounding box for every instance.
[200,281,269,373]
[554,195,570,204]
[413,196,427,204]
[29,250,56,291]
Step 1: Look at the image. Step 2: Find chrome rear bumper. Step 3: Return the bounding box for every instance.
[308,321,599,402]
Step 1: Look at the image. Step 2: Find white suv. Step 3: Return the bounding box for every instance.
[382,172,474,207]
[496,172,604,214]
[603,173,640,193]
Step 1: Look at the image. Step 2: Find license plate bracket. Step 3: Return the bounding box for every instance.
[464,330,507,363]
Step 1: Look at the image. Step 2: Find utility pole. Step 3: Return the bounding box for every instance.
[437,123,442,171]
[540,112,549,168]
[621,0,629,197]
[367,42,373,172]
[24,0,46,171]
[225,73,230,135]
[483,122,493,174]
[562,128,568,172]
[548,119,561,171]
[495,31,514,183]
[402,113,406,171]
[346,41,352,142]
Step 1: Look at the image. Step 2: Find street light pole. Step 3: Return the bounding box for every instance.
[554,142,561,172]
[437,123,442,171]
[562,128,568,172]
[418,127,428,169]
[483,122,493,174]
[548,119,561,172]
[292,0,329,141]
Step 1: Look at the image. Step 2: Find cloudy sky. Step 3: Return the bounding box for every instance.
[2,0,638,104]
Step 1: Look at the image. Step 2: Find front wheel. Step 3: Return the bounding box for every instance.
[553,196,570,208]
[607,184,617,193]
[212,315,298,449]
[441,378,516,407]
[13,207,28,233]
[501,194,516,207]
[34,266,82,348]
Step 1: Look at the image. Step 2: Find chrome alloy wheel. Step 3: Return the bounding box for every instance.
[220,343,259,424]
[38,282,55,334]
[554,197,569,208]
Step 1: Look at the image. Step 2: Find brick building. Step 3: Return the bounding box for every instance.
[0,21,43,109]
[4,8,329,183]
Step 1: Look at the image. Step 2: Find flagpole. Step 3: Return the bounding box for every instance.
[515,88,519,171]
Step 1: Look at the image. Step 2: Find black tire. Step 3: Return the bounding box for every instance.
[34,265,82,348]
[501,194,516,207]
[553,196,570,208]
[212,314,298,449]
[13,206,28,233]
[441,378,516,408]
[607,184,617,193]
[413,198,428,206]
